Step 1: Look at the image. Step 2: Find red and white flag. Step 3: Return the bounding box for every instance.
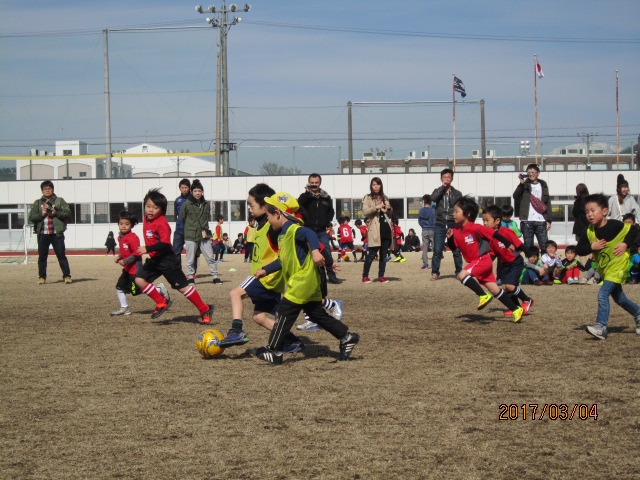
[536,59,544,78]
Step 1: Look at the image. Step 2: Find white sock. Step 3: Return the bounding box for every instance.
[116,289,128,308]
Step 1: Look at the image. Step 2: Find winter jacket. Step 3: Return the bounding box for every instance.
[430,185,463,228]
[297,189,335,232]
[608,194,640,223]
[513,179,552,223]
[179,196,211,242]
[28,194,71,236]
[362,194,393,248]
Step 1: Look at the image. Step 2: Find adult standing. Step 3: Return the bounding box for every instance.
[608,174,640,223]
[173,178,191,261]
[418,194,435,270]
[513,163,552,253]
[297,173,340,284]
[572,183,590,242]
[361,177,393,284]
[430,168,463,280]
[28,180,72,284]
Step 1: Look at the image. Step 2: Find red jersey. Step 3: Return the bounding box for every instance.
[449,221,498,263]
[358,225,368,243]
[490,227,522,264]
[143,215,172,258]
[338,224,354,243]
[118,231,141,275]
[392,225,404,245]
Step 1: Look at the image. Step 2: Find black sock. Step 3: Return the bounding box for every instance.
[514,286,531,303]
[461,276,486,296]
[496,290,518,310]
[231,319,243,332]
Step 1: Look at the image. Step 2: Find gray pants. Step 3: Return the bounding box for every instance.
[421,229,434,267]
[184,240,219,279]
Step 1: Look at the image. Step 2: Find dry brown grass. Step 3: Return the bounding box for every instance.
[1,252,639,479]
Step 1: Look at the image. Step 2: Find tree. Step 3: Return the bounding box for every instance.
[259,162,301,175]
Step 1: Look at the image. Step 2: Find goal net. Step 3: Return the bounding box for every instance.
[0,225,37,265]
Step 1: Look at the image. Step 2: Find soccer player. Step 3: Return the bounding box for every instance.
[446,196,524,323]
[253,191,359,364]
[134,189,214,324]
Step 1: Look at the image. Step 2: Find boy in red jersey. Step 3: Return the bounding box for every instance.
[390,217,406,263]
[110,210,171,316]
[482,205,534,317]
[446,196,524,323]
[338,216,357,262]
[134,189,214,323]
[355,218,368,261]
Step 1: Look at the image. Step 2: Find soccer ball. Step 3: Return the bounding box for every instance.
[196,329,225,358]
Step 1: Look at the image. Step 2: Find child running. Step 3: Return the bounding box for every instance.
[577,193,640,339]
[110,210,171,316]
[134,189,214,324]
[338,216,358,262]
[446,196,524,323]
[254,192,359,364]
[482,205,534,317]
[391,217,406,263]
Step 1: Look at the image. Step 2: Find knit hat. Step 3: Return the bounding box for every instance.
[617,174,629,189]
[191,179,203,192]
[264,192,303,223]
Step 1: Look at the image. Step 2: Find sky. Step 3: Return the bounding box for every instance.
[1,0,639,174]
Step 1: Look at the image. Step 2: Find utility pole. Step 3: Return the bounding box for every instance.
[103,29,112,179]
[578,132,598,170]
[196,3,250,176]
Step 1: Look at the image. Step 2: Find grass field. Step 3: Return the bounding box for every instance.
[1,252,639,479]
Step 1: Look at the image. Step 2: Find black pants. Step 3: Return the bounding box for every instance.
[268,298,348,351]
[362,239,391,279]
[37,233,71,279]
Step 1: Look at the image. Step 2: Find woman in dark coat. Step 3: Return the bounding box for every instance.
[571,183,590,242]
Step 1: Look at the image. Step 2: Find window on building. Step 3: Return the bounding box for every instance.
[94,203,109,223]
[73,203,91,224]
[62,149,72,156]
[567,163,587,171]
[79,172,87,178]
[0,214,7,229]
[477,196,512,213]
[590,163,608,171]
[545,163,564,171]
[109,203,125,224]
[230,200,246,223]
[612,163,630,170]
[407,197,423,219]
[353,198,363,219]
[127,202,143,223]
[337,198,352,218]
[389,198,405,219]
[166,202,176,222]
[551,204,565,223]
[211,201,228,222]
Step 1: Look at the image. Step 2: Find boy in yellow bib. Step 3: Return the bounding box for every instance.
[254,192,360,364]
[576,194,640,339]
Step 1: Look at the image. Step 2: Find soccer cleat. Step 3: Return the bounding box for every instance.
[399,257,407,263]
[38,277,46,285]
[110,306,132,316]
[64,276,72,284]
[553,279,562,284]
[586,323,607,340]
[327,299,343,321]
[502,310,513,317]
[522,299,534,315]
[256,347,283,365]
[296,320,320,331]
[512,307,524,323]
[219,330,249,347]
[156,283,171,305]
[477,293,493,310]
[378,277,389,283]
[151,303,170,319]
[200,304,214,324]
[212,278,223,285]
[393,256,402,262]
[338,332,360,361]
[362,277,371,284]
[281,338,305,354]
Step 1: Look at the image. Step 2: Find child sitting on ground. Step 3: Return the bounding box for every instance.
[628,246,640,284]
[521,246,549,285]
[557,245,586,284]
[541,240,563,283]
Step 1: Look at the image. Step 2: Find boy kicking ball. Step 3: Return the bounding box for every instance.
[577,193,640,339]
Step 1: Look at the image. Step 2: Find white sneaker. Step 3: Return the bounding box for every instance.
[296,320,319,331]
[327,299,343,321]
[635,316,640,335]
[586,323,607,340]
[110,306,132,316]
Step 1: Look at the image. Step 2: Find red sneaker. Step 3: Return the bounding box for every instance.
[200,304,214,324]
[522,299,534,315]
[378,277,389,283]
[151,303,169,319]
[362,277,371,284]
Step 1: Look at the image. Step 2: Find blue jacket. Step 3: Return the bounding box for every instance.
[174,194,190,232]
[418,206,435,230]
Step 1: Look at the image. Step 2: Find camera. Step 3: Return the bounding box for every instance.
[44,199,55,211]
[518,173,528,179]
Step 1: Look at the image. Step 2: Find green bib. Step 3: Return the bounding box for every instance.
[586,222,630,283]
[279,224,321,304]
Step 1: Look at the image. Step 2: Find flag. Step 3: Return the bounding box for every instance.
[453,76,466,98]
[536,60,544,78]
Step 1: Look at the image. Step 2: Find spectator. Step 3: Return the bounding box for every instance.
[431,168,463,280]
[513,163,552,253]
[361,177,393,284]
[608,174,640,223]
[418,194,435,270]
[173,178,191,260]
[403,228,421,252]
[572,183,590,243]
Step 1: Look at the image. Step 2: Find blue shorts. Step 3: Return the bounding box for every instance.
[239,275,280,315]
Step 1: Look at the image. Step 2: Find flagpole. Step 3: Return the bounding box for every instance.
[616,70,620,167]
[452,74,456,170]
[534,54,539,164]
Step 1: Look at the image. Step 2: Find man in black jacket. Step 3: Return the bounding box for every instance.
[298,173,341,284]
[430,168,463,280]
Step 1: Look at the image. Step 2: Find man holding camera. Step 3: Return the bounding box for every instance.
[298,173,341,284]
[513,163,552,253]
[28,180,72,284]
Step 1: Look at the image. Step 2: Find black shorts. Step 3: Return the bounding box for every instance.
[136,254,188,289]
[500,256,524,286]
[116,269,142,296]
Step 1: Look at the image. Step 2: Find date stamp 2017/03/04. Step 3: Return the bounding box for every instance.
[499,404,598,421]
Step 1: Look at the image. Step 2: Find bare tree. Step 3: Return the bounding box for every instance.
[259,162,301,176]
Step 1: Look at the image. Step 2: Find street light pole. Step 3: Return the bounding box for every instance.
[196,2,250,176]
